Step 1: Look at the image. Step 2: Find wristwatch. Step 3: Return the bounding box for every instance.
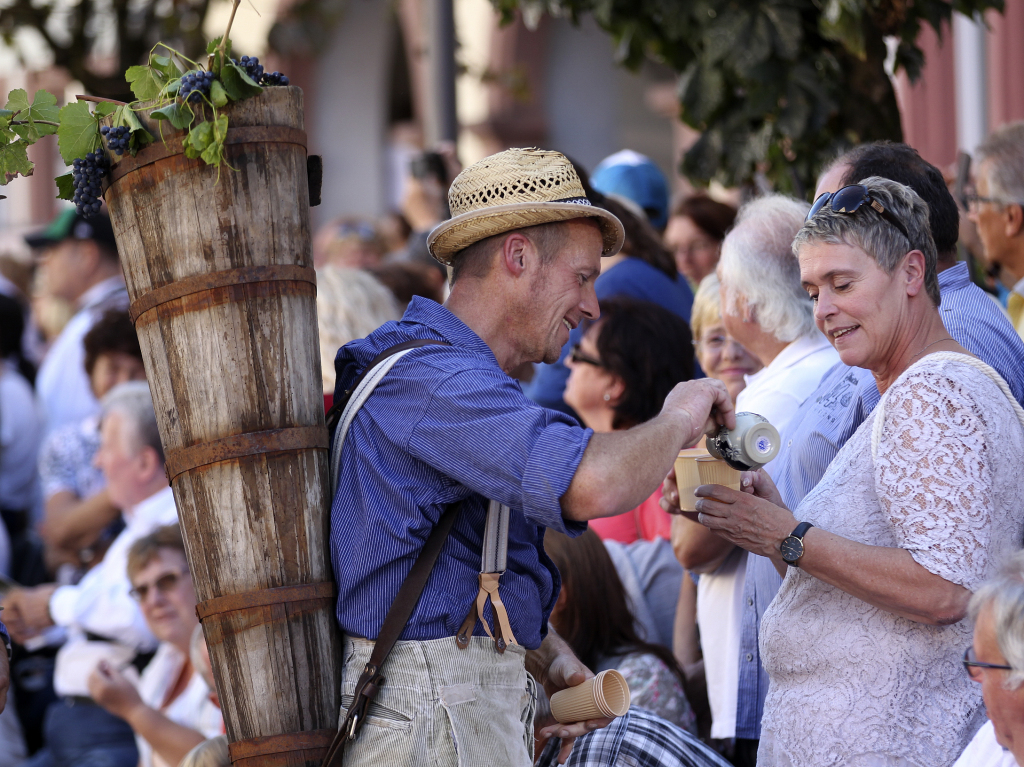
[781,522,814,567]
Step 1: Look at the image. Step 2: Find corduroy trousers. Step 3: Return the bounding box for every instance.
[338,634,536,766]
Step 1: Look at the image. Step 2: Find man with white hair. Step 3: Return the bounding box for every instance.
[670,194,839,758]
[954,551,1024,767]
[968,122,1024,337]
[2,381,178,767]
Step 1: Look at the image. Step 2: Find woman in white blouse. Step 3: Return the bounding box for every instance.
[88,524,222,767]
[693,178,1024,766]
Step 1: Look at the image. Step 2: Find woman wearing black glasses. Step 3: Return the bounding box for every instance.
[691,177,1024,767]
[955,552,1024,767]
[563,297,695,544]
[87,525,223,767]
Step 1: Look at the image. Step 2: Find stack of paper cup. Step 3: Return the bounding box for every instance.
[549,669,631,724]
[674,448,709,516]
[696,457,742,491]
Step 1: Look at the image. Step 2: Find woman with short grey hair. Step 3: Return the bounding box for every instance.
[692,177,1024,766]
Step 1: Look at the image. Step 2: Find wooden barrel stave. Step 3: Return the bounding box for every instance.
[103,88,341,765]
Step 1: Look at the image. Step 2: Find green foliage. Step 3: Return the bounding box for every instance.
[492,0,1004,195]
[55,172,75,201]
[183,115,230,167]
[151,102,195,131]
[218,61,263,101]
[4,90,59,142]
[126,54,184,101]
[0,142,33,185]
[57,101,103,166]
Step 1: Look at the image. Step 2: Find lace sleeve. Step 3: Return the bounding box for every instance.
[874,367,994,589]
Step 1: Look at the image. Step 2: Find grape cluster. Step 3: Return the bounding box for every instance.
[261,71,289,87]
[236,56,264,83]
[180,70,216,103]
[100,125,131,156]
[71,152,109,217]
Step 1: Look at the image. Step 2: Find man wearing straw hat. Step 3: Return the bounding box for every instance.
[327,148,734,766]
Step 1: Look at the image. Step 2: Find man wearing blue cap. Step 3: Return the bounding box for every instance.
[591,150,671,232]
[27,210,127,438]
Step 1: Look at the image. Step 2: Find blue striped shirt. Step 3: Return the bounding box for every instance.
[330,297,590,650]
[735,262,1024,739]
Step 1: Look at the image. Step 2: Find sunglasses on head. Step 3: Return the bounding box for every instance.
[807,184,911,241]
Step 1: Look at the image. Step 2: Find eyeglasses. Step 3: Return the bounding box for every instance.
[129,570,190,602]
[807,184,911,242]
[964,192,1023,210]
[963,645,1014,680]
[569,344,603,367]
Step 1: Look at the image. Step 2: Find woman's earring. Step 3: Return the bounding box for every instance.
[603,393,611,402]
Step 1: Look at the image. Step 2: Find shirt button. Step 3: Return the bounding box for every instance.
[747,597,754,606]
[746,653,754,662]
[787,439,793,447]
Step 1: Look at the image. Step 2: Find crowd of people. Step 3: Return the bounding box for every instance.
[1,122,1024,767]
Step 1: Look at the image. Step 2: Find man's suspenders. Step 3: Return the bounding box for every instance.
[322,339,517,765]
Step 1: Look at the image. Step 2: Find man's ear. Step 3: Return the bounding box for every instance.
[1006,203,1024,239]
[902,250,927,297]
[500,232,531,277]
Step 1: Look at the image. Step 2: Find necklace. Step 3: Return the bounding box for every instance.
[910,337,954,362]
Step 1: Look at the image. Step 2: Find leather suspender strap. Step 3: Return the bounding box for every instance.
[322,500,462,767]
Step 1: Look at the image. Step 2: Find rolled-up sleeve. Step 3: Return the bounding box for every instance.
[407,368,592,533]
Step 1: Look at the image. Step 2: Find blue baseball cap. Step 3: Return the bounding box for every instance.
[590,150,670,230]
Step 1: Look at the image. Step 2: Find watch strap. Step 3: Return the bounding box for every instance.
[790,521,814,540]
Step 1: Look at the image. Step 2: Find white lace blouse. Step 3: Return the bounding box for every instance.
[759,355,1024,767]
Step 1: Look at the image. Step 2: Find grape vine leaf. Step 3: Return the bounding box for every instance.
[209,80,229,108]
[218,60,262,101]
[4,90,59,141]
[150,102,194,130]
[0,141,33,185]
[57,101,102,165]
[183,114,228,167]
[55,171,75,200]
[126,53,182,101]
[207,36,234,74]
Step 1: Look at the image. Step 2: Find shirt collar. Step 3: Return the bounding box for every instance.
[1012,274,1024,297]
[937,261,970,292]
[124,485,174,525]
[759,331,833,374]
[402,296,501,362]
[77,275,125,311]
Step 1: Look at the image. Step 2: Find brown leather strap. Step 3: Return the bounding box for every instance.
[165,426,329,482]
[109,125,307,183]
[228,728,335,764]
[129,264,316,324]
[323,501,463,767]
[196,581,335,622]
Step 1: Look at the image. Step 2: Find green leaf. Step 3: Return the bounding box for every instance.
[182,120,212,159]
[57,101,101,165]
[0,141,33,185]
[95,102,118,119]
[183,114,228,167]
[218,60,262,101]
[55,171,75,200]
[209,80,229,108]
[207,36,233,73]
[2,89,56,141]
[126,53,182,101]
[150,102,195,130]
[163,78,182,97]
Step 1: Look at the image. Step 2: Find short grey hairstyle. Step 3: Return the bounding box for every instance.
[717,194,814,343]
[793,176,940,306]
[975,121,1024,207]
[100,380,164,463]
[969,551,1024,690]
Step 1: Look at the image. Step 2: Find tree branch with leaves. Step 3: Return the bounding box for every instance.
[493,0,1002,195]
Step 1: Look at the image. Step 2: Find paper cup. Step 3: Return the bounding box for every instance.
[696,457,742,491]
[674,450,707,513]
[549,669,631,723]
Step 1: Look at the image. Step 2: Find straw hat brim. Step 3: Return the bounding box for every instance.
[427,201,625,265]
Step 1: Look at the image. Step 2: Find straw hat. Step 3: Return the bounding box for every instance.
[427,148,625,265]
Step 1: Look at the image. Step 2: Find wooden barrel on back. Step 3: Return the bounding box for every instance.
[101,87,341,766]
